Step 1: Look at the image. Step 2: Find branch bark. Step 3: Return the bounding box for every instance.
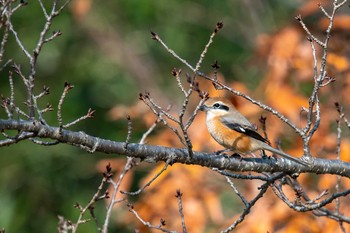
[1,119,349,177]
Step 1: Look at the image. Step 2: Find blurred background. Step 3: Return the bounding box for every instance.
[1,0,350,232]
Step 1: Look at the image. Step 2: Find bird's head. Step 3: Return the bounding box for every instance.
[200,97,234,119]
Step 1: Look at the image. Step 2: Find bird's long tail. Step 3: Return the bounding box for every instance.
[262,144,310,167]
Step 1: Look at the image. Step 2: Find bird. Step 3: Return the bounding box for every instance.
[199,97,309,166]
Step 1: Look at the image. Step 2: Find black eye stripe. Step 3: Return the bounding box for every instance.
[220,105,229,111]
[212,103,229,111]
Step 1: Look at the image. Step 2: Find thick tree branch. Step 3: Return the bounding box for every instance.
[1,119,350,177]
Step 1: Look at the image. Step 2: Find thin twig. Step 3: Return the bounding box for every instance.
[121,159,171,196]
[38,0,49,19]
[30,138,59,146]
[63,108,95,128]
[102,158,135,233]
[140,94,186,145]
[175,190,188,233]
[295,15,325,47]
[6,20,31,59]
[139,117,160,144]
[71,165,111,233]
[221,183,269,232]
[0,59,12,72]
[124,115,132,150]
[335,102,350,129]
[213,168,269,181]
[57,82,74,128]
[302,38,317,135]
[8,69,14,118]
[194,21,223,72]
[184,96,207,130]
[0,132,35,147]
[55,0,72,16]
[151,31,195,71]
[12,63,28,85]
[225,176,248,206]
[128,204,175,233]
[336,119,345,232]
[0,21,9,64]
[44,30,62,43]
[172,68,187,96]
[318,3,331,19]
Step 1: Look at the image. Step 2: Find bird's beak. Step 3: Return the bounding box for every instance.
[199,105,209,112]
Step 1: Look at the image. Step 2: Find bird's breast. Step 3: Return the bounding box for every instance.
[206,118,252,153]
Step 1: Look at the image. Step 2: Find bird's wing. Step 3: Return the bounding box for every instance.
[220,118,270,144]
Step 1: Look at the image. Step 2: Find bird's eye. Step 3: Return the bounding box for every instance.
[213,103,221,108]
[212,102,229,111]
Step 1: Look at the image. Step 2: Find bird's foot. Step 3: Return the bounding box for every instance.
[260,150,270,159]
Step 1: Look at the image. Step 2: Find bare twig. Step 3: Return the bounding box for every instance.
[0,58,12,72]
[0,131,35,147]
[128,203,175,233]
[225,176,248,206]
[140,93,186,145]
[335,102,350,129]
[213,168,270,181]
[40,103,54,114]
[221,182,269,232]
[1,95,11,117]
[32,86,51,125]
[306,189,329,204]
[12,63,28,85]
[336,119,345,232]
[175,190,188,233]
[44,30,62,43]
[7,69,14,118]
[38,0,49,19]
[318,3,331,19]
[6,19,31,59]
[194,21,223,72]
[124,115,132,150]
[102,158,134,233]
[172,68,187,96]
[0,20,9,64]
[121,159,171,196]
[302,37,317,134]
[57,82,74,128]
[29,138,59,146]
[295,15,325,47]
[139,117,160,144]
[71,164,111,233]
[151,31,194,71]
[63,108,95,128]
[184,96,208,130]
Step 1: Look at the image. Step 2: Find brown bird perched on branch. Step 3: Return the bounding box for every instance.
[200,97,309,166]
